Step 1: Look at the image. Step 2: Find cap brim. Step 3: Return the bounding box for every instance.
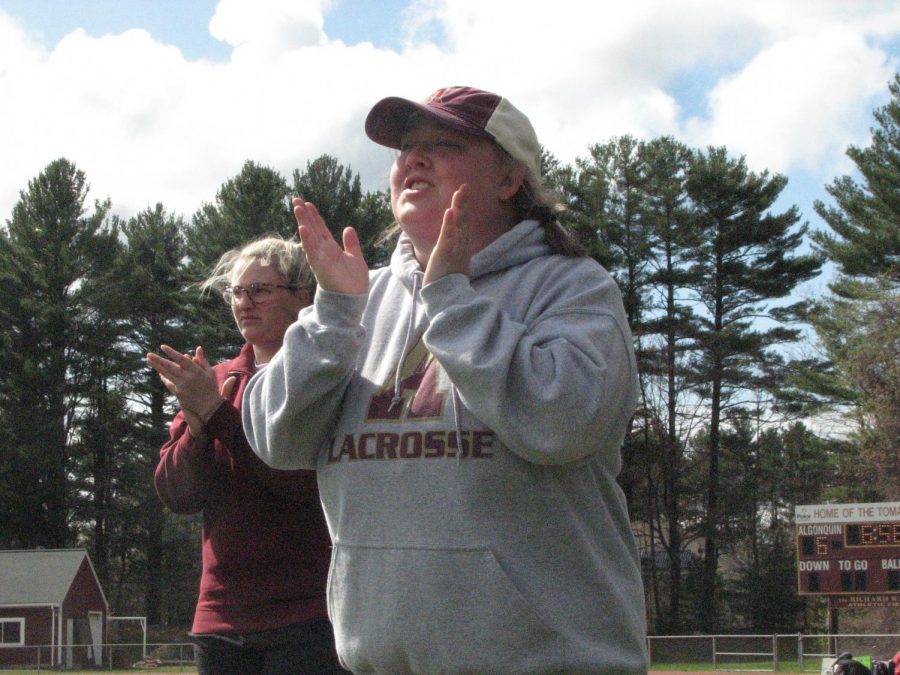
[365,96,492,149]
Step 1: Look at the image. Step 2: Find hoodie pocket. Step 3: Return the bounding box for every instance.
[328,542,557,673]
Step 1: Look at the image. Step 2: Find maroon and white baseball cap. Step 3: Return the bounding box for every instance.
[365,86,542,179]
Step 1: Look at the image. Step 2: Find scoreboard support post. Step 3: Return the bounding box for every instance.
[826,596,838,655]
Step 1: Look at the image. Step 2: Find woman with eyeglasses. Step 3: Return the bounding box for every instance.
[148,236,344,674]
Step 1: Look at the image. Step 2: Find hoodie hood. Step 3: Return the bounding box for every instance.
[389,219,549,286]
[469,219,549,278]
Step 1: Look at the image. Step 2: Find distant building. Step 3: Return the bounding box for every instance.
[0,548,108,669]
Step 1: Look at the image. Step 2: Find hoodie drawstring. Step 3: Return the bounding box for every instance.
[450,385,464,464]
[388,272,466,462]
[389,272,422,412]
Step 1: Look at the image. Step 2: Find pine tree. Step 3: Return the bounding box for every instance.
[187,160,294,268]
[292,154,363,236]
[116,203,194,622]
[806,73,900,498]
[567,136,655,295]
[0,158,116,547]
[356,189,395,267]
[727,421,839,630]
[66,216,131,586]
[292,154,396,265]
[684,146,821,631]
[639,136,702,632]
[184,161,293,361]
[566,137,657,522]
[813,72,900,289]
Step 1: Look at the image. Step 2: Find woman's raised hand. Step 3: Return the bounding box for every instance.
[147,346,224,435]
[294,198,369,295]
[423,184,471,286]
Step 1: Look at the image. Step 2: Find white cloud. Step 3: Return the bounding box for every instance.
[0,0,897,226]
[209,0,330,57]
[0,11,45,76]
[685,19,897,175]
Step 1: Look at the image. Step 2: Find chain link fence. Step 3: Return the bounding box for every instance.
[1,633,897,671]
[0,641,195,671]
[646,632,899,671]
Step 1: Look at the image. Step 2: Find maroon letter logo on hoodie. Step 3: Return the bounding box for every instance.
[366,338,447,421]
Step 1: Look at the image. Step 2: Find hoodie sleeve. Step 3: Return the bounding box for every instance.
[241,288,368,470]
[419,258,637,468]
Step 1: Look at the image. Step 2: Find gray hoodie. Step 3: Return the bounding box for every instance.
[243,220,649,673]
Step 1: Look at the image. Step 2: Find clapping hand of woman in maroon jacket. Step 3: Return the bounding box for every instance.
[147,344,235,437]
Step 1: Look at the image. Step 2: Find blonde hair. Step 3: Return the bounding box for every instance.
[505,158,585,258]
[198,235,315,295]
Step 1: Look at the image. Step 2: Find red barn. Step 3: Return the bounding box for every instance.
[0,549,109,669]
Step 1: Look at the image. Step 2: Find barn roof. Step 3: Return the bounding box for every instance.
[0,548,106,607]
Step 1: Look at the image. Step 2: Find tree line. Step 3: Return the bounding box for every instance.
[0,74,896,635]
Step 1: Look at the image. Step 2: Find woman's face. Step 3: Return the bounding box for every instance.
[389,117,520,265]
[229,258,309,356]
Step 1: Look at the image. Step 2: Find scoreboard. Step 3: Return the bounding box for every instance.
[795,502,900,606]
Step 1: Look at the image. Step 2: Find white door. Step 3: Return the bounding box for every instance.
[66,618,74,669]
[88,612,103,666]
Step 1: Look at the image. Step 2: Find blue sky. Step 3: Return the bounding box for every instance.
[0,0,412,58]
[0,0,898,306]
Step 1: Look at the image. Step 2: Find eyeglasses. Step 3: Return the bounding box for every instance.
[397,138,466,160]
[222,282,299,306]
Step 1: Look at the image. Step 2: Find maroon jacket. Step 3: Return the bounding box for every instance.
[154,343,331,634]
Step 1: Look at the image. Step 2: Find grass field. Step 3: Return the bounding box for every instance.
[0,658,829,673]
[0,670,196,674]
[652,667,801,672]
[0,667,822,674]
[0,668,795,674]
[651,664,817,672]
